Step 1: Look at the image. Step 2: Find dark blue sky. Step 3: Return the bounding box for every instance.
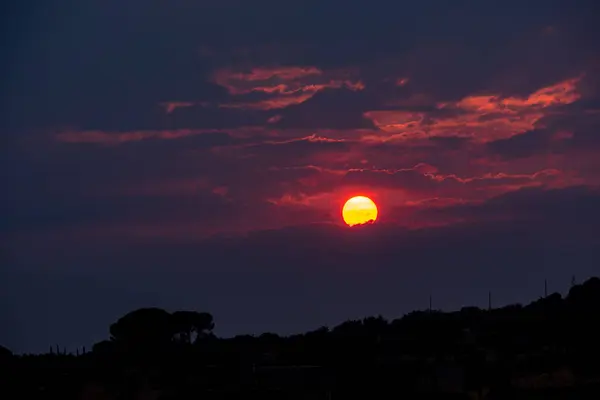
[2,0,600,354]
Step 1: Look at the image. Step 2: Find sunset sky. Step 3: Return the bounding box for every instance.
[2,0,600,353]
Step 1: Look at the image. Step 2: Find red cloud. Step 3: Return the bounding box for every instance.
[159,102,195,114]
[212,66,364,110]
[396,77,409,86]
[55,129,223,144]
[267,115,283,124]
[364,77,581,142]
[218,92,316,110]
[214,66,322,93]
[262,159,566,226]
[260,134,346,146]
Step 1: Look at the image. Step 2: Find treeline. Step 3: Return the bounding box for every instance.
[2,277,600,399]
[97,277,599,368]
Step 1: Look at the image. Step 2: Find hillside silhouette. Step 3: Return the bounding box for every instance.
[2,277,600,399]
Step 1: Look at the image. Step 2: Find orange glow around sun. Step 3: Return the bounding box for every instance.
[342,196,378,226]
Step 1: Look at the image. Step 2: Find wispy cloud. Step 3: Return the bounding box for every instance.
[212,66,364,110]
[159,102,195,114]
[55,129,218,144]
[364,77,581,141]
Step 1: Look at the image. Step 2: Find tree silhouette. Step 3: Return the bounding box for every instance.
[91,339,114,355]
[109,307,173,349]
[0,344,12,362]
[567,277,600,311]
[172,311,214,344]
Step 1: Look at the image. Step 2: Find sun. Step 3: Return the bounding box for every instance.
[342,196,378,226]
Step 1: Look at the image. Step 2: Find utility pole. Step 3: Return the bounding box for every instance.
[429,295,432,312]
[544,279,548,298]
[488,291,492,311]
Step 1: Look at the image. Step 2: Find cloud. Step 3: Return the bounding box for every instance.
[159,102,195,114]
[363,78,582,142]
[427,136,471,150]
[341,166,562,197]
[211,66,364,110]
[214,134,353,169]
[421,185,600,229]
[486,129,567,160]
[55,129,236,145]
[213,66,324,95]
[271,87,378,130]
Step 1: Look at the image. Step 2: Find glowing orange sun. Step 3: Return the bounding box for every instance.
[342,196,378,226]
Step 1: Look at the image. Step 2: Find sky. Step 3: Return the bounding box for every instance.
[2,0,600,354]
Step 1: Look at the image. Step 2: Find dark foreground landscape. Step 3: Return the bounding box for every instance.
[2,277,600,399]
